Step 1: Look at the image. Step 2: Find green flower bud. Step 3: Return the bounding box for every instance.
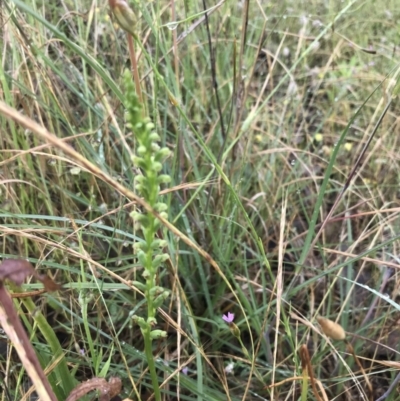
[153,253,169,263]
[137,145,147,155]
[149,132,161,141]
[146,122,155,131]
[230,323,241,339]
[131,315,147,330]
[130,210,139,219]
[137,250,146,266]
[133,241,145,251]
[155,147,170,161]
[130,281,146,291]
[151,239,167,249]
[132,156,146,169]
[151,254,169,269]
[150,330,167,339]
[241,346,250,358]
[149,286,165,296]
[134,175,145,183]
[153,161,162,172]
[153,291,170,308]
[131,211,148,225]
[158,174,171,184]
[151,143,160,152]
[154,202,168,212]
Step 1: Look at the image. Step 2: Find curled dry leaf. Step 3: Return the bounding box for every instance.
[40,275,62,292]
[316,316,346,340]
[0,259,35,286]
[65,377,122,401]
[0,259,61,291]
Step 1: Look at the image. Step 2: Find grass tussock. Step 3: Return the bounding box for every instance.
[1,0,400,400]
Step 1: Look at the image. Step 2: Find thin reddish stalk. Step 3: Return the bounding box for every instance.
[127,33,142,103]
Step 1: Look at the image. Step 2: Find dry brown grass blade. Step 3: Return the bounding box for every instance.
[10,289,48,298]
[0,258,60,290]
[265,375,329,401]
[270,194,287,400]
[0,282,57,401]
[345,340,373,399]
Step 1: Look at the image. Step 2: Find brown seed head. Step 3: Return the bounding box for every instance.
[316,316,346,340]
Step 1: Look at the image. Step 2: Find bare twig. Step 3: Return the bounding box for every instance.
[345,340,373,399]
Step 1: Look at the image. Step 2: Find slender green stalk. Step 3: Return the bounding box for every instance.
[301,373,309,401]
[143,334,161,401]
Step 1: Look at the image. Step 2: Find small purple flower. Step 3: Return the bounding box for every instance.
[79,349,85,356]
[181,367,189,375]
[222,312,235,323]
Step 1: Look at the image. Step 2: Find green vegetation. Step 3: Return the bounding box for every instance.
[1,0,400,400]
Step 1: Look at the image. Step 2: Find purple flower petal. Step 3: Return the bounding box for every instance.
[222,312,235,323]
[181,367,189,375]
